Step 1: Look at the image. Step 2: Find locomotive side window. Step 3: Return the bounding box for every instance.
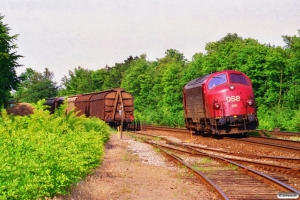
[208,74,227,90]
[230,73,249,85]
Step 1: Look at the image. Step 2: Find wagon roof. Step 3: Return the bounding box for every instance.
[45,98,57,104]
[90,92,110,101]
[81,88,125,96]
[76,94,94,102]
[57,97,65,102]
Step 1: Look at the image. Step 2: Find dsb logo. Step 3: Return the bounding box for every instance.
[226,96,240,102]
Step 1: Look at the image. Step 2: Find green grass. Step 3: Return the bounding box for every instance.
[198,157,212,164]
[227,163,238,170]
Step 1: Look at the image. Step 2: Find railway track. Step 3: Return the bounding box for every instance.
[185,142,300,165]
[128,131,300,199]
[143,125,300,138]
[223,137,300,154]
[228,136,300,148]
[258,130,300,138]
[144,125,300,153]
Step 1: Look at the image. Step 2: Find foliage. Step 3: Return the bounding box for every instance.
[102,56,138,90]
[14,68,58,103]
[257,105,300,131]
[0,15,22,107]
[0,100,110,199]
[60,66,94,96]
[91,68,109,91]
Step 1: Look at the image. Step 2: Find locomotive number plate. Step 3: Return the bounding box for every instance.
[226,96,240,102]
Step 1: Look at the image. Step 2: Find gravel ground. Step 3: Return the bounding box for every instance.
[53,132,219,200]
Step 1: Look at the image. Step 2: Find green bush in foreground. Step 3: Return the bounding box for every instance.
[0,100,110,199]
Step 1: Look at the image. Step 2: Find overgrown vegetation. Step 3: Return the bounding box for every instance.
[0,100,110,199]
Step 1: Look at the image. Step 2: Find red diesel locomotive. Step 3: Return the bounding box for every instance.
[183,70,258,135]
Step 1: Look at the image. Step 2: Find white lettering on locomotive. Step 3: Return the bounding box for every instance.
[226,96,240,102]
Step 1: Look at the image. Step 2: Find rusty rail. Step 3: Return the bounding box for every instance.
[145,141,230,200]
[129,131,300,199]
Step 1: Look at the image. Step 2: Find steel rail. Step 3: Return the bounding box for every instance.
[244,136,300,148]
[145,125,300,140]
[185,143,300,162]
[130,130,300,162]
[152,141,300,175]
[145,140,230,200]
[258,130,300,137]
[129,131,300,197]
[223,137,300,154]
[170,141,300,194]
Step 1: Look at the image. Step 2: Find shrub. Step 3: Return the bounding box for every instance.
[0,100,110,199]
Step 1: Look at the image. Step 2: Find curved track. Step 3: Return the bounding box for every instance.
[128,131,300,199]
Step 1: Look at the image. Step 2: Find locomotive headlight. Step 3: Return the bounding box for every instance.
[214,103,220,109]
[229,85,235,91]
[247,99,254,106]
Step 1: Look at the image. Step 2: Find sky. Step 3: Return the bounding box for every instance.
[1,0,300,85]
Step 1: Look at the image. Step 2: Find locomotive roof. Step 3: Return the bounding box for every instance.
[184,70,248,90]
[184,73,212,89]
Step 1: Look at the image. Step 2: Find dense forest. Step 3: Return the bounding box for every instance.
[1,14,299,131]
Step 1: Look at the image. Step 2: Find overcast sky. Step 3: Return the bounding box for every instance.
[1,0,300,84]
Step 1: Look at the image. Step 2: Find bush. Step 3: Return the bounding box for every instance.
[0,100,110,199]
[257,105,300,131]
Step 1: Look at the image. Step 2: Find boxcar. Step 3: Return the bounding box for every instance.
[45,88,134,128]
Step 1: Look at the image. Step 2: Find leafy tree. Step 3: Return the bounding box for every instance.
[264,46,289,106]
[282,30,300,109]
[60,66,94,95]
[0,14,22,106]
[121,54,151,111]
[91,68,109,91]
[14,68,58,102]
[182,52,205,84]
[102,56,138,90]
[149,49,187,125]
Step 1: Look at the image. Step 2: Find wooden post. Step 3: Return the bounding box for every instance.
[117,126,120,140]
[120,104,123,140]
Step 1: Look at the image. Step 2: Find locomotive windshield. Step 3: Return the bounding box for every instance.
[230,73,249,85]
[208,74,227,89]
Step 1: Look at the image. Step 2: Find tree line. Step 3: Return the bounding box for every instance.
[1,14,300,131]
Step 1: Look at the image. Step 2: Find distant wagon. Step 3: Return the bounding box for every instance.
[45,88,135,128]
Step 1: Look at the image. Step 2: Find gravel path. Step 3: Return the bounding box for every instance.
[53,132,217,200]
